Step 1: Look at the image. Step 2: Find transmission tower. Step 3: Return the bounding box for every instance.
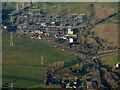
[36,3,38,8]
[58,4,61,13]
[8,81,14,89]
[41,56,44,65]
[10,32,14,46]
[9,14,13,25]
[57,4,61,22]
[16,4,19,10]
[68,4,70,17]
[43,2,47,12]
[22,2,24,8]
[29,10,33,22]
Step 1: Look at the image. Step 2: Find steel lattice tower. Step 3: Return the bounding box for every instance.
[10,32,14,46]
[41,56,44,65]
[22,2,24,8]
[16,4,19,10]
[43,2,47,12]
[9,14,13,25]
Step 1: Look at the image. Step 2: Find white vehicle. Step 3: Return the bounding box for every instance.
[93,56,96,59]
[69,38,73,43]
[31,37,34,39]
[51,22,55,24]
[39,37,42,40]
[63,37,67,39]
[54,45,57,48]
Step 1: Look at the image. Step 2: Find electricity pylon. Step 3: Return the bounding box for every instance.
[43,2,47,12]
[16,4,19,10]
[22,2,24,8]
[8,14,13,25]
[58,4,61,13]
[68,4,70,17]
[10,32,14,46]
[41,56,44,65]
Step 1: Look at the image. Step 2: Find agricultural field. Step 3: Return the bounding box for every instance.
[101,54,119,67]
[2,34,77,88]
[91,23,118,47]
[2,2,119,88]
[2,2,118,20]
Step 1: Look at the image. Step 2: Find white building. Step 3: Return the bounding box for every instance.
[63,37,67,39]
[51,22,55,24]
[38,37,42,40]
[68,28,73,35]
[116,62,120,68]
[69,38,73,43]
[3,26,7,29]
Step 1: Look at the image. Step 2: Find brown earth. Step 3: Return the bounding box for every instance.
[94,4,118,20]
[91,23,118,47]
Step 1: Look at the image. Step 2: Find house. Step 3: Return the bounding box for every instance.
[92,80,98,88]
[86,80,98,88]
[116,62,120,68]
[86,81,92,88]
[38,32,43,34]
[66,83,72,88]
[3,26,7,29]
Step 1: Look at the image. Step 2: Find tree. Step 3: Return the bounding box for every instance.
[80,63,83,71]
[75,63,79,70]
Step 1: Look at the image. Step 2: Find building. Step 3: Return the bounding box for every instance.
[116,62,120,68]
[92,80,98,88]
[3,26,7,29]
[69,38,73,43]
[68,28,73,35]
[86,81,92,88]
[38,32,43,34]
[66,83,72,88]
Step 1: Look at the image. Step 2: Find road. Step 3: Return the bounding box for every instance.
[11,7,120,66]
[29,38,95,64]
[32,37,118,66]
[95,51,118,58]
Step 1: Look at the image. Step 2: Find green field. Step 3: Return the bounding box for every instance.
[101,54,119,67]
[2,2,119,88]
[2,2,118,19]
[2,34,77,88]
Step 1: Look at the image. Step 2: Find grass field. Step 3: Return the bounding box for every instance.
[2,34,77,88]
[2,2,118,20]
[2,2,119,88]
[101,54,119,67]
